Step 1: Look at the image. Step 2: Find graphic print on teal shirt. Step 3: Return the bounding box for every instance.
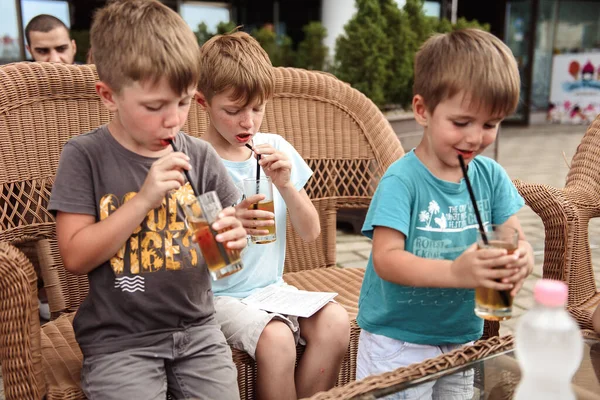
[357,150,524,345]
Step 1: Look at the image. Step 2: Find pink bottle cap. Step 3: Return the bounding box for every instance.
[534,279,568,307]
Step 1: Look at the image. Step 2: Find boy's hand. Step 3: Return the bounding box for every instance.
[255,144,292,189]
[504,240,534,296]
[234,194,275,236]
[138,152,191,209]
[212,207,248,250]
[451,244,522,291]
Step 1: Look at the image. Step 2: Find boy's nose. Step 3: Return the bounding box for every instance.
[465,129,483,146]
[163,107,180,128]
[240,115,253,129]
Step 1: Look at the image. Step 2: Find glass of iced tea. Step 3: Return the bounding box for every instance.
[474,224,519,321]
[180,191,243,280]
[242,177,276,244]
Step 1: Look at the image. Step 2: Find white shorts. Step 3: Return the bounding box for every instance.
[357,330,474,400]
[214,295,304,360]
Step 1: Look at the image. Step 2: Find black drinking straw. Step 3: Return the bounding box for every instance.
[458,154,510,307]
[245,143,261,210]
[169,138,230,264]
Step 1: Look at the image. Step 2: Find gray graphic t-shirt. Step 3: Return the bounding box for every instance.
[49,125,239,356]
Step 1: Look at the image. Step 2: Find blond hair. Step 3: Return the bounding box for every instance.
[90,0,200,94]
[198,31,273,105]
[414,29,520,116]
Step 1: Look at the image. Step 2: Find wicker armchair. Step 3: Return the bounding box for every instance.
[0,62,401,400]
[514,116,600,337]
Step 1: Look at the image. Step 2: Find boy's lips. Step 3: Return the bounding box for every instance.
[160,138,175,147]
[235,133,252,143]
[456,149,475,158]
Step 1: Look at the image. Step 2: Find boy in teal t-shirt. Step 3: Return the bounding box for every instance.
[357,29,534,399]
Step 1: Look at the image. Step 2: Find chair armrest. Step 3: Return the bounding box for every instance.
[513,179,597,309]
[0,241,45,399]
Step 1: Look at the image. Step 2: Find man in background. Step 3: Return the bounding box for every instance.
[25,14,76,64]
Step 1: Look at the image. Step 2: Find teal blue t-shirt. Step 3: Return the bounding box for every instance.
[357,150,524,345]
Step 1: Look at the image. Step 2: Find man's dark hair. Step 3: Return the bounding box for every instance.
[25,14,70,45]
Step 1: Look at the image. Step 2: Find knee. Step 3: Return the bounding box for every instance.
[255,320,297,365]
[306,303,350,351]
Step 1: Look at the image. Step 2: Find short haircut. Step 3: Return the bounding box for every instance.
[198,31,274,106]
[25,14,70,46]
[90,0,200,94]
[414,29,520,117]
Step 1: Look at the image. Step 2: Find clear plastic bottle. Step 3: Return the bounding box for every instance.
[514,279,584,400]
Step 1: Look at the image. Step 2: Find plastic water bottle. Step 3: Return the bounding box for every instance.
[514,279,583,400]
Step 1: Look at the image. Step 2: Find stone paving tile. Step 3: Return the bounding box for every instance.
[336,251,368,264]
[340,259,369,269]
[336,241,374,253]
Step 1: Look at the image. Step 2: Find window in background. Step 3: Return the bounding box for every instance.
[0,0,22,63]
[21,0,70,59]
[555,1,600,52]
[531,0,558,111]
[394,0,442,18]
[180,1,231,34]
[424,1,442,18]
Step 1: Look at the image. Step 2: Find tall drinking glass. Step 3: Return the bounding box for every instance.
[180,191,243,280]
[474,224,519,321]
[242,177,276,244]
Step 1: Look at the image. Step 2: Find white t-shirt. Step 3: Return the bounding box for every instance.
[211,132,313,298]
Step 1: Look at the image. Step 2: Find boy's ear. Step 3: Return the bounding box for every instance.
[412,95,429,128]
[95,82,118,113]
[195,92,207,108]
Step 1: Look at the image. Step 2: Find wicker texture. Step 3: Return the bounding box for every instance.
[0,62,405,399]
[305,335,515,400]
[513,115,600,331]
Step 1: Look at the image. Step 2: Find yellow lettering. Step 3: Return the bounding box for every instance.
[140,231,164,272]
[164,230,181,271]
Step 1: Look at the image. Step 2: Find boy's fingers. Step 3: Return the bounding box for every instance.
[239,209,274,219]
[246,228,270,235]
[502,266,528,283]
[226,237,249,250]
[218,207,237,219]
[216,227,247,243]
[484,267,518,280]
[242,217,274,228]
[477,248,509,259]
[239,194,265,207]
[212,217,238,231]
[510,280,525,297]
[481,279,514,291]
[268,160,291,171]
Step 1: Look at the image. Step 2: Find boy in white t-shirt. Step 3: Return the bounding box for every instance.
[196,31,351,400]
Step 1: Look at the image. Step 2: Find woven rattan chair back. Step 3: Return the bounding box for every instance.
[0,61,404,314]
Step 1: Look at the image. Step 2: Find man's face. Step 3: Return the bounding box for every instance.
[27,27,76,64]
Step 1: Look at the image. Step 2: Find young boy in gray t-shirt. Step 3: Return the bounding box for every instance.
[48,1,246,398]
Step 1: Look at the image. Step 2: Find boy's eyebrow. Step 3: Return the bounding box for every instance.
[448,114,503,123]
[142,93,195,103]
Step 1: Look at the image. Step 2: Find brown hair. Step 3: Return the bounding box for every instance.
[25,14,70,45]
[90,0,200,94]
[198,31,274,106]
[414,29,520,117]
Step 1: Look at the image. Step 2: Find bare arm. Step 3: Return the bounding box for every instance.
[593,303,600,334]
[371,226,520,290]
[279,186,320,241]
[255,143,320,242]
